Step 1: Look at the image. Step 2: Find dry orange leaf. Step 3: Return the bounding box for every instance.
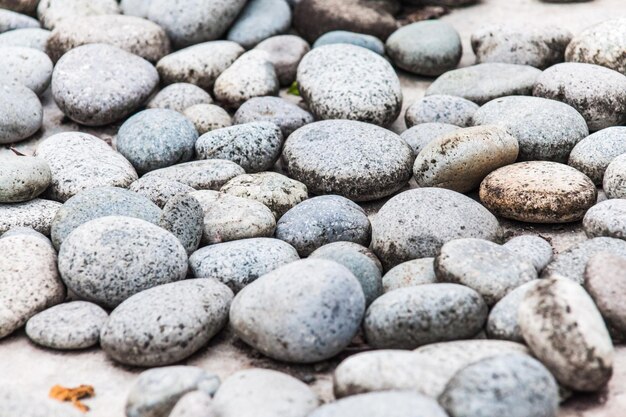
[49,384,95,413]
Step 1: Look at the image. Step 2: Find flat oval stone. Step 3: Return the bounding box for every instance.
[37,0,120,29]
[126,366,220,417]
[0,83,42,144]
[382,258,436,293]
[102,279,233,366]
[603,153,626,198]
[46,15,170,63]
[310,242,382,306]
[116,109,198,174]
[436,238,537,306]
[51,43,159,126]
[386,20,462,76]
[585,253,626,338]
[282,120,412,201]
[0,198,61,235]
[50,186,161,249]
[147,0,246,48]
[566,18,626,75]
[226,0,292,49]
[472,24,572,69]
[25,301,108,350]
[0,232,64,338]
[144,159,244,190]
[58,216,188,308]
[486,280,540,342]
[313,30,384,55]
[479,161,596,223]
[146,83,213,113]
[189,238,299,293]
[0,9,40,32]
[233,97,314,138]
[405,95,478,128]
[35,132,138,202]
[195,122,283,173]
[213,369,318,417]
[471,96,589,162]
[400,123,459,156]
[309,391,448,417]
[297,44,402,126]
[583,199,626,239]
[503,235,553,272]
[413,125,519,193]
[183,104,231,135]
[230,259,365,363]
[156,41,244,90]
[220,171,308,219]
[0,27,51,51]
[213,51,279,109]
[0,156,50,203]
[372,188,500,270]
[519,277,614,391]
[364,283,487,349]
[159,193,204,255]
[190,190,276,245]
[533,62,626,131]
[254,34,310,86]
[0,46,52,95]
[426,63,541,105]
[569,127,626,185]
[128,176,195,209]
[275,195,370,257]
[439,354,559,417]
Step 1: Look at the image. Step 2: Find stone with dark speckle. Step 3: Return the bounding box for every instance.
[382,258,437,293]
[146,83,213,113]
[486,280,540,342]
[0,28,50,51]
[400,123,459,156]
[585,253,626,339]
[0,156,51,203]
[503,235,553,272]
[566,18,626,75]
[0,46,52,95]
[233,97,314,138]
[143,160,244,190]
[159,194,204,255]
[569,127,626,185]
[254,34,310,86]
[0,198,61,236]
[602,153,626,199]
[183,104,232,135]
[128,176,195,209]
[583,199,626,240]
[0,9,40,33]
[405,95,479,128]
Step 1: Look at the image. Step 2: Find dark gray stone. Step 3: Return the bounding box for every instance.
[405,94,479,128]
[569,127,626,185]
[227,0,291,49]
[159,194,204,255]
[0,156,50,203]
[233,97,314,138]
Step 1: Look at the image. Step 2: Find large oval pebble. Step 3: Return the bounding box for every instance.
[0,82,42,144]
[0,46,52,95]
[566,18,626,74]
[0,156,50,203]
[144,159,244,190]
[569,127,626,185]
[0,198,61,235]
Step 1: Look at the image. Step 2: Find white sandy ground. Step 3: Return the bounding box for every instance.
[1,0,626,415]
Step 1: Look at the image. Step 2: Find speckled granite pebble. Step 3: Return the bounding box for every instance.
[0,9,40,33]
[471,96,588,162]
[230,259,365,363]
[0,46,52,95]
[0,83,42,144]
[35,132,138,202]
[212,369,318,417]
[129,177,195,209]
[275,195,370,256]
[569,127,626,185]
[603,153,626,198]
[405,95,478,128]
[50,186,161,249]
[583,199,626,240]
[566,18,626,75]
[37,0,120,30]
[439,354,559,417]
[189,238,299,293]
[146,83,213,113]
[364,284,487,349]
[191,190,276,245]
[58,216,188,308]
[503,235,553,272]
[426,63,541,105]
[533,62,626,131]
[159,194,203,255]
[297,44,402,126]
[0,156,50,203]
[400,123,459,156]
[0,198,61,236]
[0,28,50,51]
[585,253,626,339]
[195,122,283,173]
[220,172,308,219]
[519,277,614,391]
[486,280,540,342]
[25,301,107,350]
[282,120,412,201]
[382,258,436,293]
[372,188,500,270]
[183,104,231,135]
[227,0,292,49]
[233,97,314,138]
[479,161,596,223]
[126,366,221,417]
[46,14,170,63]
[255,35,310,86]
[144,160,244,190]
[313,30,384,55]
[0,231,64,338]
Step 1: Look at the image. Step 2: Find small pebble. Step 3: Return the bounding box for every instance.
[254,34,310,86]
[226,0,292,49]
[568,127,626,185]
[585,253,626,339]
[0,156,51,203]
[405,95,479,128]
[382,258,437,293]
[583,199,626,239]
[0,83,42,144]
[0,198,62,236]
[233,96,314,138]
[400,123,460,156]
[566,18,626,74]
[503,235,553,272]
[146,83,213,113]
[486,280,540,342]
[603,153,626,198]
[37,0,120,29]
[159,193,204,255]
[128,176,195,209]
[0,27,51,51]
[313,30,385,55]
[0,8,40,32]
[183,104,232,135]
[0,46,53,95]
[143,159,244,190]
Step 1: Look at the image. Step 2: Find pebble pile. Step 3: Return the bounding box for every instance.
[0,0,625,416]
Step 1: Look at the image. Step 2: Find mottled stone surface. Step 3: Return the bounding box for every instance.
[227,0,291,49]
[25,301,108,350]
[146,83,213,113]
[230,259,365,363]
[128,176,194,209]
[519,277,614,391]
[0,28,50,51]
[297,44,402,126]
[189,238,299,293]
[603,153,626,198]
[583,199,626,239]
[0,199,61,236]
[372,188,500,270]
[0,46,52,95]
[0,83,42,144]
[37,0,120,30]
[486,280,540,342]
[479,161,596,223]
[233,97,314,138]
[58,216,188,308]
[183,104,231,135]
[569,127,626,185]
[282,120,412,201]
[0,156,50,203]
[168,391,214,417]
[382,258,436,293]
[400,123,460,156]
[159,193,204,255]
[144,160,244,190]
[503,235,553,272]
[585,253,626,339]
[0,9,39,33]
[314,30,384,55]
[255,34,309,86]
[405,95,478,128]
[566,18,626,74]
